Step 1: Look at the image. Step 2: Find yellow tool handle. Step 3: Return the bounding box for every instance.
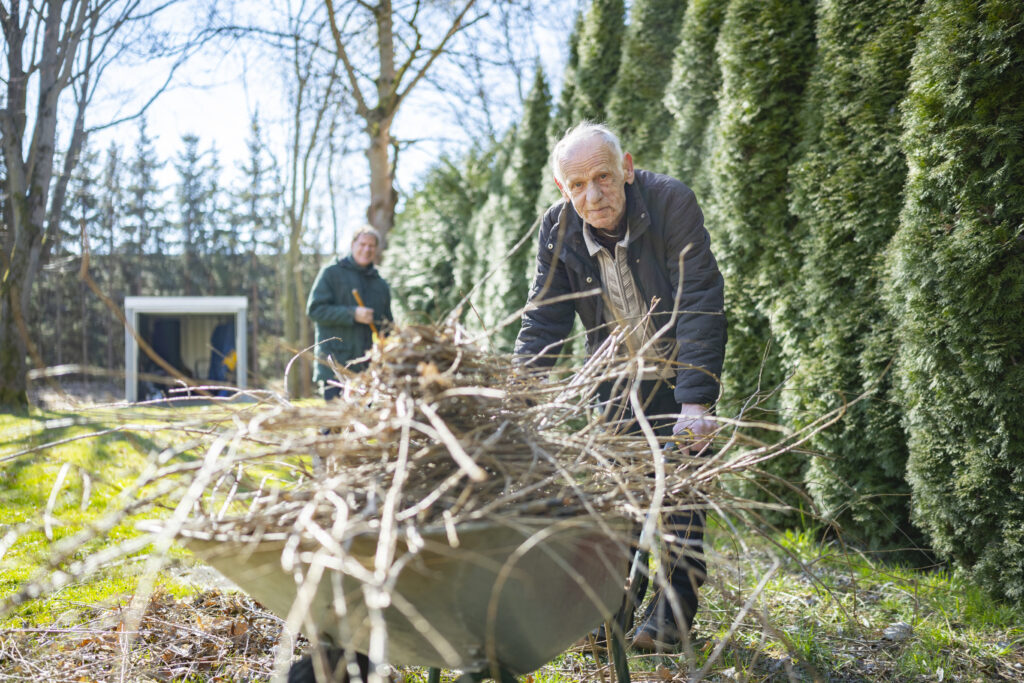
[351,288,380,341]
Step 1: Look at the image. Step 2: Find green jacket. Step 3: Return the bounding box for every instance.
[306,255,393,381]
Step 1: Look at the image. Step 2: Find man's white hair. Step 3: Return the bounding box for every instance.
[351,224,382,247]
[550,121,624,186]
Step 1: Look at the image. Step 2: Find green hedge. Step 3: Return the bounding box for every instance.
[784,0,925,550]
[707,0,816,518]
[662,0,726,203]
[571,0,625,123]
[606,0,687,169]
[887,0,1024,598]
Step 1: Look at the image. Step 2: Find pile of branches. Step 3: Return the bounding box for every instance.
[185,323,709,546]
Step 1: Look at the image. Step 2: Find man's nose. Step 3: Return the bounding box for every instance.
[585,182,602,203]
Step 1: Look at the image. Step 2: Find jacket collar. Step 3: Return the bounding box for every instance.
[339,254,379,277]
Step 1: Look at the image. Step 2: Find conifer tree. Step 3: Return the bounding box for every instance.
[124,120,164,296]
[62,139,101,367]
[570,0,625,124]
[489,66,552,350]
[98,143,125,369]
[662,0,727,201]
[232,113,284,383]
[709,0,816,515]
[786,0,925,550]
[606,0,687,169]
[173,134,214,295]
[548,11,583,147]
[540,11,584,213]
[887,0,1024,598]
[387,145,502,324]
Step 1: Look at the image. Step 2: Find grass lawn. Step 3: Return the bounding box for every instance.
[1,406,1022,682]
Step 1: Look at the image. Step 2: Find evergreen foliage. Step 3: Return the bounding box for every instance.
[709,0,816,517]
[485,67,552,351]
[662,0,727,202]
[385,145,504,325]
[606,0,687,170]
[887,0,1024,599]
[548,10,584,147]
[786,0,925,550]
[173,134,216,295]
[540,11,584,213]
[123,120,165,296]
[570,0,625,124]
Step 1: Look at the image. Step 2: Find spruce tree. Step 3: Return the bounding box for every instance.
[887,0,1024,598]
[63,139,101,367]
[232,113,284,383]
[662,0,727,201]
[710,0,816,517]
[785,0,925,550]
[173,134,214,295]
[124,120,164,296]
[606,0,687,169]
[570,0,625,124]
[98,143,125,369]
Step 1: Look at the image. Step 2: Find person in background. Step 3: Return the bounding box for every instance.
[307,225,394,400]
[514,122,727,652]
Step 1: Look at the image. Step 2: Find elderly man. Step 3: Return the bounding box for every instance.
[307,225,394,400]
[514,122,726,651]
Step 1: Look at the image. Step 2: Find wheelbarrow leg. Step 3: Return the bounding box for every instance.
[606,546,650,683]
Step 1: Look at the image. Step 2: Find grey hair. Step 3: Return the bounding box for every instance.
[351,224,383,247]
[550,121,624,186]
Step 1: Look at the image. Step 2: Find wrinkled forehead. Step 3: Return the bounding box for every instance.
[353,233,379,247]
[559,137,622,180]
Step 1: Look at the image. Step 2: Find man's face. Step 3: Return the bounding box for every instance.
[555,137,634,231]
[352,234,379,267]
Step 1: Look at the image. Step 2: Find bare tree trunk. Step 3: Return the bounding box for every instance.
[324,0,478,245]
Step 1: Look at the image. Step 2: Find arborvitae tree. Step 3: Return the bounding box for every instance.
[887,0,1024,599]
[124,120,164,296]
[540,11,584,213]
[662,0,727,201]
[174,133,215,295]
[785,0,925,551]
[460,136,514,338]
[548,11,583,148]
[606,0,688,169]
[387,145,501,324]
[710,0,816,517]
[488,66,552,350]
[570,0,625,124]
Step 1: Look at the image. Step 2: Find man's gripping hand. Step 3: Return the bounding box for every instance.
[673,403,716,454]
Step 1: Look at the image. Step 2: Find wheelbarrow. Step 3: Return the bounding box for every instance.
[178,515,642,682]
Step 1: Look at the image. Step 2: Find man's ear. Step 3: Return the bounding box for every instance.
[623,153,635,184]
[554,177,570,203]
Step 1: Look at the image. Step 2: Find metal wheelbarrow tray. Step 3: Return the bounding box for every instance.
[179,515,633,675]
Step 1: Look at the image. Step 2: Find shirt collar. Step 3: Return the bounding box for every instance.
[582,190,633,256]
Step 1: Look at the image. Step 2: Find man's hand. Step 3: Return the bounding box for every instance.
[354,306,374,325]
[673,403,716,454]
